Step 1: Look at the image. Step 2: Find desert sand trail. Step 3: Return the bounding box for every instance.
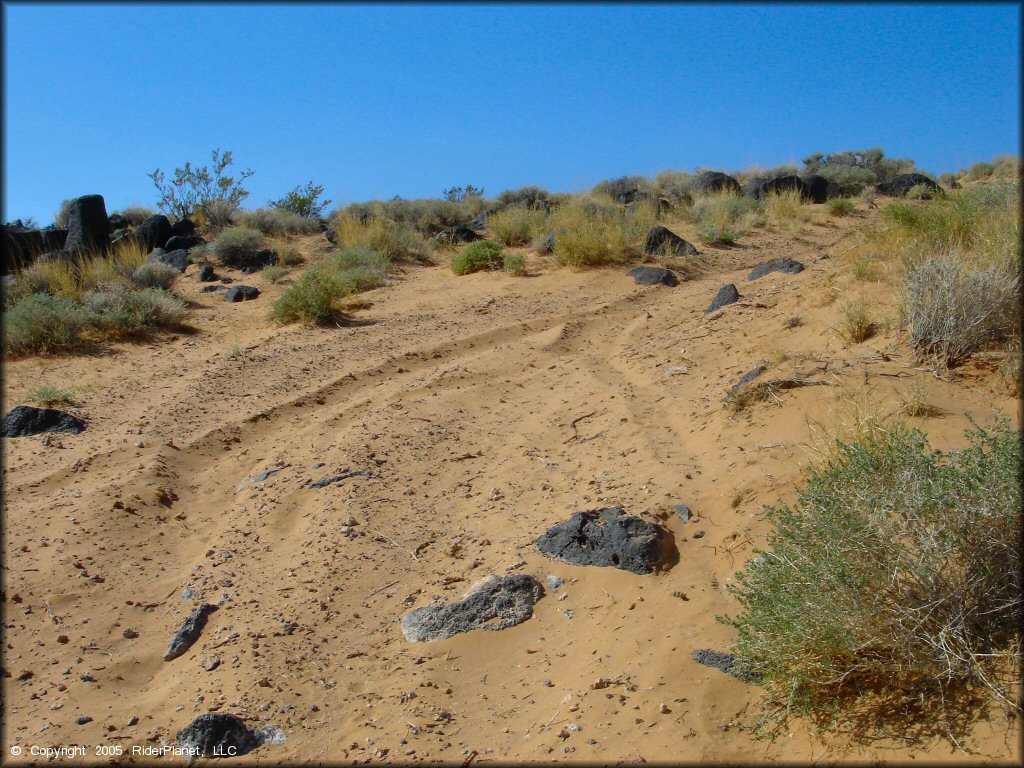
[3,209,1020,764]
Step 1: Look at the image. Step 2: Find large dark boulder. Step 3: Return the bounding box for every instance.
[149,248,190,273]
[705,283,740,314]
[133,215,172,251]
[224,285,260,302]
[107,213,129,230]
[164,603,218,661]
[169,218,196,237]
[644,225,698,257]
[742,177,766,199]
[756,175,809,200]
[1,223,49,273]
[164,235,203,252]
[876,173,941,198]
[400,574,544,642]
[63,195,111,255]
[435,226,482,244]
[748,258,804,280]
[175,713,266,758]
[695,171,741,196]
[802,174,834,203]
[537,506,673,575]
[1,406,85,437]
[198,263,216,282]
[626,266,678,287]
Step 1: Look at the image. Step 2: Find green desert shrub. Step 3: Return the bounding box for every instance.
[333,210,432,260]
[548,196,657,268]
[496,186,550,210]
[902,256,1019,366]
[825,197,855,217]
[208,226,265,267]
[502,252,527,276]
[130,260,179,290]
[261,264,289,284]
[27,385,76,407]
[3,293,88,355]
[651,170,694,201]
[451,240,504,275]
[486,205,548,246]
[84,285,186,336]
[269,180,332,219]
[269,267,346,325]
[235,207,322,236]
[591,175,651,201]
[693,193,764,244]
[270,246,390,325]
[723,420,1021,731]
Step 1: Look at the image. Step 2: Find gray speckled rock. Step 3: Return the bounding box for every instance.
[626,266,678,287]
[537,506,672,575]
[747,259,804,280]
[705,283,740,314]
[691,649,761,683]
[401,574,544,642]
[164,604,218,661]
[175,713,281,758]
[729,365,767,395]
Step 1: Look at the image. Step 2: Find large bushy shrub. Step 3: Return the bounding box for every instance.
[208,226,265,267]
[4,293,87,355]
[723,421,1021,731]
[451,240,504,275]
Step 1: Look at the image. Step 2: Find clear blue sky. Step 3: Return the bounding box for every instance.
[3,2,1020,223]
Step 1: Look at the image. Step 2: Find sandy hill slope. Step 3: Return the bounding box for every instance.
[2,202,1020,764]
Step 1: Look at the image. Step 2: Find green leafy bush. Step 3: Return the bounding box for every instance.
[723,421,1021,732]
[4,293,87,355]
[208,227,266,268]
[451,240,504,275]
[147,147,253,225]
[269,180,332,218]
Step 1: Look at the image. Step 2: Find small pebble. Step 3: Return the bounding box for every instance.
[75,716,92,725]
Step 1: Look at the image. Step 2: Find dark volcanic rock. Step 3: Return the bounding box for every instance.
[108,213,129,229]
[170,218,196,237]
[537,506,672,575]
[164,604,218,661]
[747,258,804,280]
[400,574,544,642]
[224,285,260,302]
[705,283,740,314]
[626,266,678,287]
[150,248,189,273]
[691,649,761,683]
[133,215,173,251]
[63,195,111,255]
[165,235,203,252]
[802,174,833,203]
[694,171,741,196]
[201,285,226,293]
[175,713,267,758]
[435,226,482,244]
[1,406,85,437]
[1,223,64,273]
[238,250,277,273]
[644,225,698,257]
[198,263,216,282]
[538,232,557,254]
[876,173,941,198]
[756,175,809,200]
[742,177,766,199]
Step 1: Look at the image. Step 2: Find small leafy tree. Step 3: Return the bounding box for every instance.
[270,181,332,218]
[148,148,254,225]
[442,184,485,202]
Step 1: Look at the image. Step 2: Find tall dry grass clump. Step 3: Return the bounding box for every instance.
[486,205,548,246]
[724,420,1021,736]
[332,208,432,260]
[692,192,764,244]
[548,196,657,268]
